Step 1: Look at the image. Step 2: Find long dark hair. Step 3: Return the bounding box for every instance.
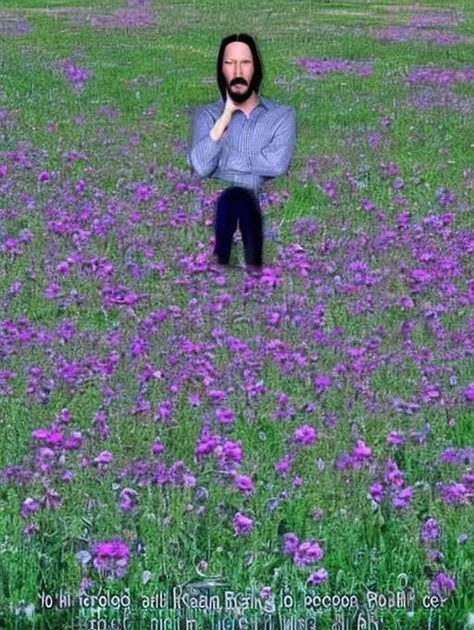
[216,33,264,101]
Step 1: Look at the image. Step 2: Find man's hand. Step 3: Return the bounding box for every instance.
[210,90,239,141]
[223,89,240,119]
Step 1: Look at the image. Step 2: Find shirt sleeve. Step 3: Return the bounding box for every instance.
[220,106,296,179]
[187,107,222,178]
[249,106,296,177]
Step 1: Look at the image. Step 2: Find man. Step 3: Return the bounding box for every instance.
[188,33,297,274]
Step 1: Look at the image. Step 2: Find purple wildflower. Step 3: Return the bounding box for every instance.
[464,382,474,403]
[387,432,405,446]
[282,533,299,556]
[430,573,456,598]
[293,424,318,447]
[294,540,324,566]
[119,488,138,513]
[275,455,293,477]
[352,439,372,460]
[392,487,414,510]
[384,460,404,487]
[314,374,332,391]
[93,451,113,466]
[420,518,440,545]
[440,483,472,505]
[369,483,384,504]
[31,429,63,447]
[21,498,41,519]
[232,512,254,536]
[216,407,235,425]
[307,568,328,585]
[234,475,254,495]
[92,539,130,579]
[151,440,164,455]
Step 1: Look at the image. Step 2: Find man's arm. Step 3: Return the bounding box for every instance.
[222,106,297,178]
[188,108,228,178]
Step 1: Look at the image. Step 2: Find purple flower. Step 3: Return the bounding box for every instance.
[92,539,130,579]
[420,518,440,545]
[168,460,196,488]
[439,447,458,464]
[293,424,318,447]
[43,487,62,511]
[234,475,254,495]
[307,568,328,585]
[79,577,93,595]
[430,573,456,598]
[353,439,371,460]
[282,533,299,556]
[392,487,414,510]
[427,549,444,563]
[440,483,471,505]
[411,269,432,283]
[260,587,273,599]
[31,429,63,447]
[293,476,303,488]
[463,472,474,486]
[294,540,324,566]
[397,295,414,309]
[275,455,293,477]
[464,382,474,403]
[384,460,404,487]
[335,453,355,471]
[119,488,138,513]
[220,440,244,467]
[195,434,221,461]
[151,440,164,455]
[216,407,235,425]
[93,540,130,560]
[93,451,113,466]
[232,512,254,536]
[369,483,384,504]
[23,522,40,538]
[64,431,82,450]
[387,432,405,446]
[314,375,332,390]
[21,497,41,519]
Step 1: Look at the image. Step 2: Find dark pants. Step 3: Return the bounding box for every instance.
[213,186,263,267]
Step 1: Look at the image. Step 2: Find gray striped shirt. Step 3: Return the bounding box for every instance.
[187,96,297,194]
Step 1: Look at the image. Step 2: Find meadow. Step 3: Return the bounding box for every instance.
[0,0,474,627]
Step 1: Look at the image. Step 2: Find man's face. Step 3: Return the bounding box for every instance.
[222,41,256,104]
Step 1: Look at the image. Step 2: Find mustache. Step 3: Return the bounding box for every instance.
[231,79,247,86]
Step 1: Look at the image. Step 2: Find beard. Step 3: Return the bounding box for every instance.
[228,76,257,104]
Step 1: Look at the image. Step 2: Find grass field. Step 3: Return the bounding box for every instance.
[1,0,474,628]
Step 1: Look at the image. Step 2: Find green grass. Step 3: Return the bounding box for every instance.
[1,0,474,627]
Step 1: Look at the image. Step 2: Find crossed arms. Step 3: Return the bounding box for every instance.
[188,106,296,180]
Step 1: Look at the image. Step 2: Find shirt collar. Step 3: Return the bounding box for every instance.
[218,96,268,111]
